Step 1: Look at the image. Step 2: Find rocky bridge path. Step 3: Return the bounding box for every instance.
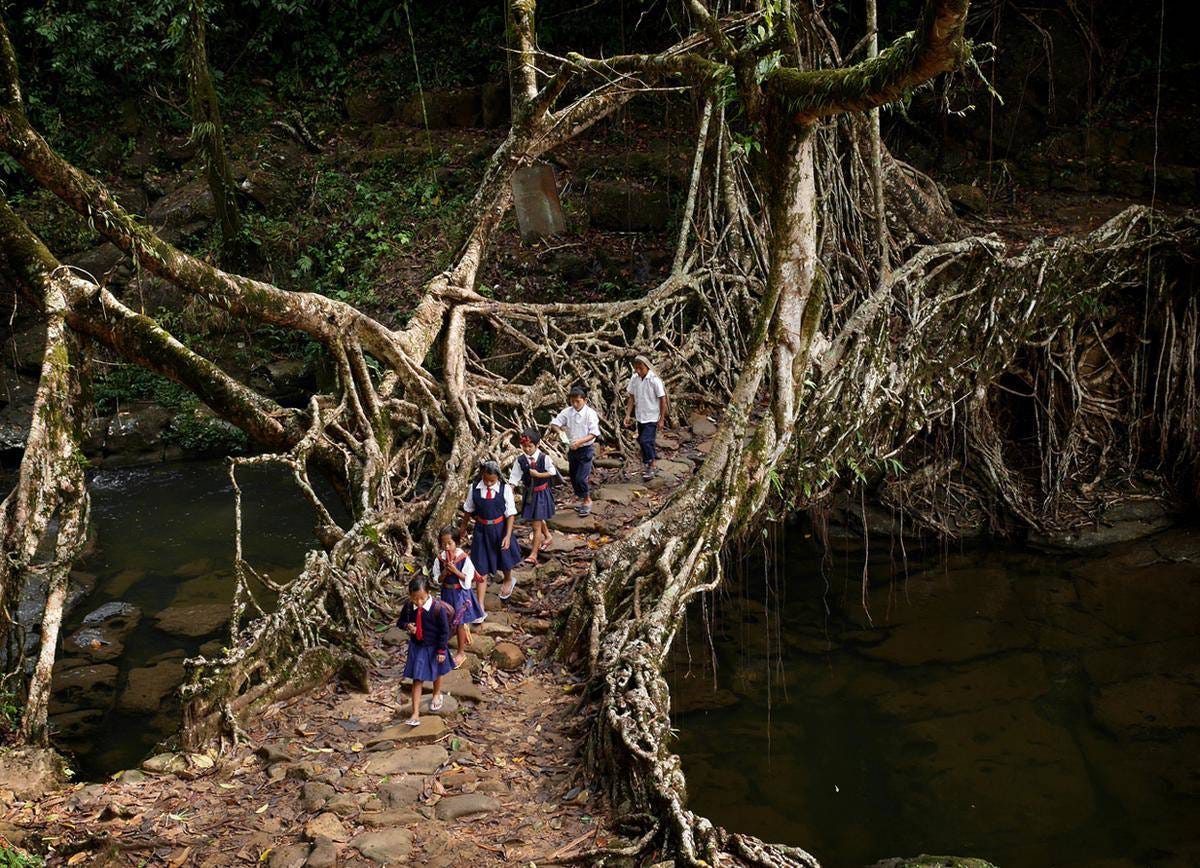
[1,417,719,867]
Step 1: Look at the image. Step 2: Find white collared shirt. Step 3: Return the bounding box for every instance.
[419,596,433,611]
[508,449,558,486]
[551,404,600,442]
[626,370,666,423]
[462,479,517,516]
[432,547,475,589]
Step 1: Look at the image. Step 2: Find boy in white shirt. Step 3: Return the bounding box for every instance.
[549,385,600,516]
[624,355,668,481]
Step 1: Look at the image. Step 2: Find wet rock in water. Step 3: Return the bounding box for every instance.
[1090,669,1200,739]
[670,682,740,714]
[1075,560,1200,643]
[491,641,526,671]
[52,662,119,711]
[153,602,230,638]
[302,781,335,812]
[268,844,311,868]
[304,812,349,843]
[859,618,1033,666]
[173,557,213,578]
[351,828,414,863]
[434,792,500,821]
[892,701,1093,841]
[1034,499,1176,549]
[362,745,448,776]
[1082,636,1197,685]
[876,652,1052,720]
[62,601,142,662]
[0,747,70,800]
[118,656,185,712]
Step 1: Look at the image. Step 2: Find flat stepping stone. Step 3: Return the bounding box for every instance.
[434,793,500,821]
[352,828,414,863]
[544,535,585,553]
[368,716,447,746]
[362,745,448,776]
[440,669,483,702]
[463,634,496,657]
[689,413,718,437]
[476,621,515,636]
[268,844,311,868]
[361,809,423,828]
[303,812,349,843]
[404,694,460,716]
[594,484,644,505]
[153,603,229,638]
[546,510,597,533]
[378,778,422,808]
[656,457,693,476]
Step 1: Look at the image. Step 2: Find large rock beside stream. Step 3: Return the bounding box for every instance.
[0,747,70,801]
[118,654,186,712]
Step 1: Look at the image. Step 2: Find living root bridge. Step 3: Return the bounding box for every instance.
[568,206,1200,867]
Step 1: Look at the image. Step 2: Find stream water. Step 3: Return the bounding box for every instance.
[669,524,1200,867]
[50,460,326,780]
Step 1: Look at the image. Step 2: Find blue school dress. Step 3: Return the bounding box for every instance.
[469,481,524,576]
[437,552,485,626]
[398,599,455,683]
[518,453,557,521]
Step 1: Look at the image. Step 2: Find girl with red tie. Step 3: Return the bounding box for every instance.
[397,576,455,726]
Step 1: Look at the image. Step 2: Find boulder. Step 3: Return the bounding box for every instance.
[346,90,394,124]
[378,777,422,808]
[434,792,500,821]
[362,744,448,776]
[0,747,70,800]
[153,602,230,638]
[464,634,496,658]
[490,642,526,671]
[945,183,988,213]
[303,812,349,843]
[146,181,215,241]
[585,180,672,232]
[118,656,185,713]
[351,828,414,863]
[689,413,718,437]
[3,322,47,375]
[324,793,359,818]
[63,243,124,281]
[104,403,173,456]
[440,668,483,703]
[305,837,338,868]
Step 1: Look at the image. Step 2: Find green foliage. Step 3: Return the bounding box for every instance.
[0,688,21,732]
[92,365,192,415]
[165,410,249,454]
[0,843,44,868]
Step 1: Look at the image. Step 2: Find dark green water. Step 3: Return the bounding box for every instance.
[670,525,1200,868]
[53,460,326,779]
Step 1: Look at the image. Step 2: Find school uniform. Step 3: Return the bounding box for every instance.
[462,479,523,575]
[508,449,558,520]
[433,548,485,626]
[551,404,600,499]
[626,370,666,466]
[397,596,454,683]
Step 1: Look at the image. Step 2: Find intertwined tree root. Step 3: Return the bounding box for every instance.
[2,2,1198,865]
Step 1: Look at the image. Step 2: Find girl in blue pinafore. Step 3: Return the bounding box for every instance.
[433,526,485,668]
[459,460,524,610]
[396,576,454,726]
[508,429,557,565]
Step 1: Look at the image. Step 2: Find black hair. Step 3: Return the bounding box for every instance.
[438,526,460,544]
[480,459,502,478]
[569,385,587,399]
[520,428,541,445]
[407,576,430,595]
